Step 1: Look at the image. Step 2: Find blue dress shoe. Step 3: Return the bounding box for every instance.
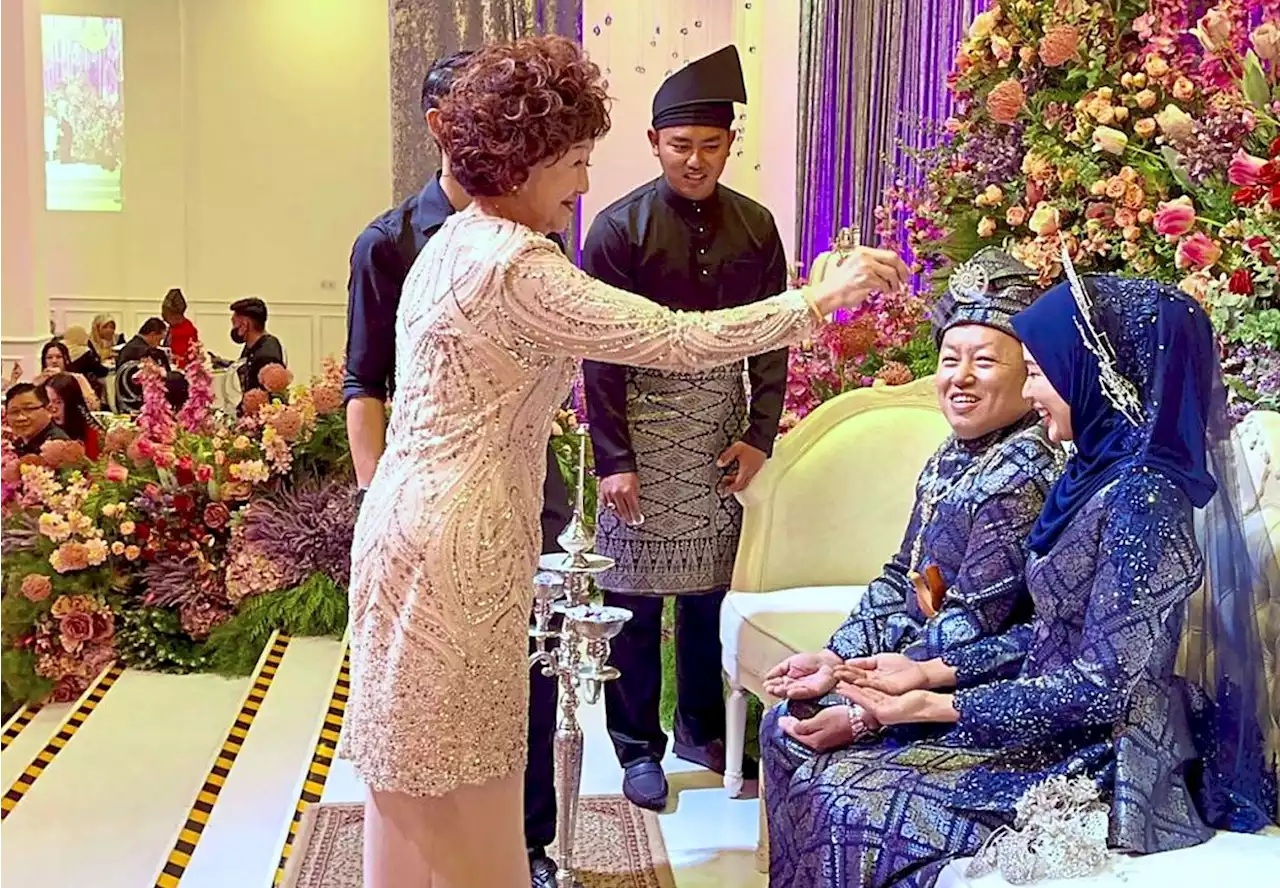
[621,760,669,810]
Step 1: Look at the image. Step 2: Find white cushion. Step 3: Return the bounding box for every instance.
[720,586,865,692]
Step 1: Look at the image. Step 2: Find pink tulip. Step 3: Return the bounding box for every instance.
[1229,150,1268,186]
[105,460,129,483]
[1175,232,1222,271]
[1153,197,1196,237]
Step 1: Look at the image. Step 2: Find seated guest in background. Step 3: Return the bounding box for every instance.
[35,339,100,410]
[229,298,284,396]
[42,373,102,459]
[90,314,124,361]
[117,318,170,368]
[763,249,1063,750]
[162,288,199,367]
[61,325,109,403]
[4,383,69,457]
[116,318,171,413]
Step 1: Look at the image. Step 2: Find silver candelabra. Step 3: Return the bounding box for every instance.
[530,425,632,888]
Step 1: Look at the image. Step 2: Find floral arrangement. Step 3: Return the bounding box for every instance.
[877,0,1280,417]
[1,348,355,713]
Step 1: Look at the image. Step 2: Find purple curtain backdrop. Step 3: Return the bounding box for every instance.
[795,0,985,269]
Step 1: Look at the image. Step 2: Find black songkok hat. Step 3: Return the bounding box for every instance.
[651,45,746,131]
[931,247,1041,347]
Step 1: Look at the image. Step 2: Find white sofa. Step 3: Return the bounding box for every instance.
[719,386,1280,880]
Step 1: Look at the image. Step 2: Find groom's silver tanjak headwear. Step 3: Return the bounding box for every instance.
[932,247,1041,347]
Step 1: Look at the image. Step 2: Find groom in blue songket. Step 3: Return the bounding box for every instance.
[581,45,790,810]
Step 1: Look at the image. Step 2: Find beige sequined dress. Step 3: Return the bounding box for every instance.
[340,205,818,797]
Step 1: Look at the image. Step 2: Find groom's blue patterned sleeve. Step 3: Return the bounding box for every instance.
[902,434,1057,660]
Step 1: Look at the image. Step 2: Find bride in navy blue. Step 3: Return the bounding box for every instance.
[762,266,1277,887]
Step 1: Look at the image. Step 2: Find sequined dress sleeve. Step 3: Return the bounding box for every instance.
[498,237,820,368]
[949,473,1203,748]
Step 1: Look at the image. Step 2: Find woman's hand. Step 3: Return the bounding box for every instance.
[833,653,932,695]
[763,650,840,700]
[838,686,959,727]
[778,705,873,752]
[811,247,910,315]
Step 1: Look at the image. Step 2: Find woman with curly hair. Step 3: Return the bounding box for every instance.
[341,34,908,887]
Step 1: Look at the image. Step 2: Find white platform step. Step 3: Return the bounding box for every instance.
[1,703,71,790]
[175,637,345,888]
[0,667,252,888]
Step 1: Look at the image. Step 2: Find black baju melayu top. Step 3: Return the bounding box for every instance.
[581,177,790,477]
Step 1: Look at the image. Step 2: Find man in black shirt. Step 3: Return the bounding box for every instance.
[229,298,285,397]
[343,51,570,888]
[582,45,782,810]
[6,384,70,456]
[115,318,170,413]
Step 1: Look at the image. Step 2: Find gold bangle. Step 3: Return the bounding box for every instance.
[801,289,826,325]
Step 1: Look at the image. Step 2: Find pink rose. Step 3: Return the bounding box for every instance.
[1176,232,1222,271]
[105,460,129,483]
[21,574,52,602]
[1254,22,1280,63]
[1193,8,1233,52]
[1229,151,1268,186]
[203,502,232,530]
[1153,197,1196,237]
[90,610,115,643]
[50,675,86,703]
[59,613,95,652]
[40,439,86,469]
[1006,206,1028,227]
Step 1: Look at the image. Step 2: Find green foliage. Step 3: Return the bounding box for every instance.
[1,649,52,720]
[290,413,353,482]
[1243,52,1272,113]
[1231,309,1280,349]
[894,323,941,381]
[552,430,597,529]
[115,607,212,672]
[204,573,348,676]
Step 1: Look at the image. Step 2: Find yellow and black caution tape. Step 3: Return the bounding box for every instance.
[153,632,289,888]
[272,645,350,885]
[1,662,123,820]
[0,704,42,751]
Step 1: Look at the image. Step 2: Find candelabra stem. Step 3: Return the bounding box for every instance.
[554,646,584,888]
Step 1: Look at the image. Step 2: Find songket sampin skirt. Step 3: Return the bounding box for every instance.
[595,363,746,596]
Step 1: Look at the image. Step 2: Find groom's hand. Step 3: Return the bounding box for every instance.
[717,441,767,495]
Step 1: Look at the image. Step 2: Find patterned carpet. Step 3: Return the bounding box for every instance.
[281,795,676,888]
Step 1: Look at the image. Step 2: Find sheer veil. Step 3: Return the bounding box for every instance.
[1176,370,1279,829]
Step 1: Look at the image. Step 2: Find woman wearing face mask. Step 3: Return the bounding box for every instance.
[341,34,909,888]
[35,340,100,411]
[42,372,103,459]
[778,260,1277,887]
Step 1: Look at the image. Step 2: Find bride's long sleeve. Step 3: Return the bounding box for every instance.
[497,238,820,370]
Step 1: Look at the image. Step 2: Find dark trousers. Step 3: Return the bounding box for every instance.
[603,589,728,767]
[525,443,572,857]
[524,634,558,855]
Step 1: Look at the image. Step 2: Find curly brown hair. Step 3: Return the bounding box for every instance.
[436,35,610,197]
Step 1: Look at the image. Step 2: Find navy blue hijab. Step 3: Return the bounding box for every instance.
[1011,273,1219,555]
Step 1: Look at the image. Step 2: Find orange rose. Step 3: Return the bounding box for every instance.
[986,79,1026,124]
